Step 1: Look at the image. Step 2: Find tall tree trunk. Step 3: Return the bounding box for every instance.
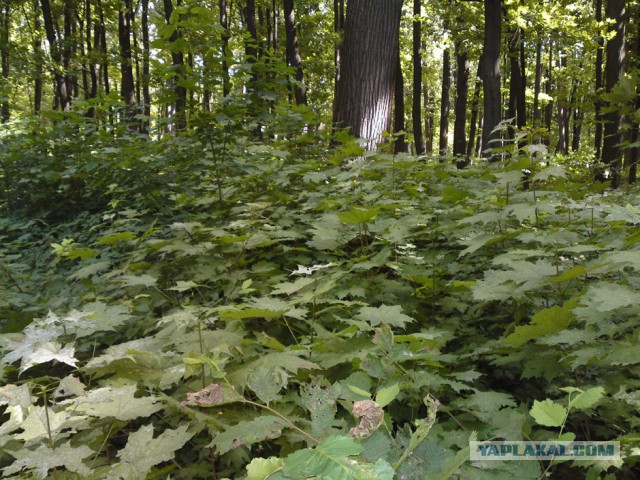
[220,0,230,96]
[333,0,345,89]
[453,41,469,166]
[572,106,583,152]
[481,0,502,158]
[34,0,43,113]
[594,0,604,160]
[85,0,98,115]
[119,0,136,124]
[63,0,75,101]
[1,0,10,122]
[96,0,110,96]
[517,31,526,130]
[41,0,71,110]
[163,0,187,131]
[394,51,407,153]
[141,0,151,130]
[507,26,526,138]
[424,84,434,153]
[556,52,570,154]
[439,46,451,156]
[532,37,542,124]
[244,0,258,81]
[599,0,626,187]
[467,64,481,158]
[544,41,553,143]
[333,0,403,150]
[283,0,307,105]
[412,0,425,154]
[626,21,639,184]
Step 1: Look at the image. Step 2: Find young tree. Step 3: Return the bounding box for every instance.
[453,40,469,165]
[439,45,451,156]
[333,0,403,150]
[119,0,136,123]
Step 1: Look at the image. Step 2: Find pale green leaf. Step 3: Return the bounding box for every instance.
[71,384,163,421]
[505,302,575,347]
[210,416,286,455]
[375,383,400,407]
[107,424,193,479]
[247,365,288,404]
[282,435,363,479]
[3,442,92,479]
[355,304,414,328]
[568,387,605,410]
[246,457,285,480]
[530,399,567,427]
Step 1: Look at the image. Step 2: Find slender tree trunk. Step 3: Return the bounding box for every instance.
[517,32,526,130]
[63,0,75,101]
[424,84,434,153]
[283,0,307,105]
[141,0,150,130]
[34,0,43,113]
[594,0,604,160]
[1,0,10,122]
[96,0,110,96]
[439,46,451,156]
[85,0,98,110]
[556,52,570,154]
[333,0,403,150]
[467,64,481,158]
[41,0,71,110]
[163,0,187,131]
[507,26,526,138]
[599,0,626,187]
[532,38,542,124]
[627,21,639,184]
[333,0,345,89]
[244,0,258,81]
[481,0,502,158]
[412,0,425,154]
[394,50,407,153]
[453,41,469,165]
[220,0,230,96]
[544,41,553,143]
[572,105,583,152]
[119,0,136,124]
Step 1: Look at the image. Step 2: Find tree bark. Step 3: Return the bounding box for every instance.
[412,0,425,154]
[594,0,604,160]
[34,0,43,113]
[424,85,434,153]
[453,41,469,165]
[219,0,230,97]
[141,0,151,130]
[41,0,71,110]
[1,0,10,122]
[439,46,451,156]
[394,50,407,153]
[163,0,187,131]
[467,64,481,158]
[119,0,136,123]
[481,0,502,158]
[333,0,403,150]
[532,38,542,124]
[283,0,307,105]
[599,0,626,187]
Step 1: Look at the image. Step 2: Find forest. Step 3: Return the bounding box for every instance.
[0,0,639,478]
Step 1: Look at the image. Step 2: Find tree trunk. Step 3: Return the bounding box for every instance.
[439,46,451,156]
[141,0,151,130]
[532,38,542,124]
[424,85,434,153]
[626,21,639,184]
[283,0,307,105]
[244,0,258,80]
[481,0,502,158]
[163,0,187,131]
[467,64,481,158]
[34,0,43,113]
[41,0,71,110]
[333,0,345,88]
[333,0,403,150]
[599,0,626,187]
[394,51,407,153]
[119,0,136,124]
[453,41,469,165]
[544,41,553,143]
[556,52,570,154]
[220,0,230,96]
[594,0,604,160]
[1,0,10,122]
[95,0,109,96]
[412,0,425,154]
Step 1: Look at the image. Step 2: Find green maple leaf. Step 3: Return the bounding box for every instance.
[282,435,363,479]
[356,304,414,328]
[530,399,567,427]
[3,442,93,478]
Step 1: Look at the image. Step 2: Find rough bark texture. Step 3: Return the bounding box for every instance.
[453,41,469,165]
[412,0,425,154]
[424,85,434,153]
[480,0,501,158]
[283,0,307,105]
[333,0,403,150]
[439,47,451,156]
[467,64,481,158]
[599,0,625,187]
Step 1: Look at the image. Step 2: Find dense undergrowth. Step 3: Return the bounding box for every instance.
[1,108,639,479]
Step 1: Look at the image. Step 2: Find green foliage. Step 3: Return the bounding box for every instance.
[1,113,639,479]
